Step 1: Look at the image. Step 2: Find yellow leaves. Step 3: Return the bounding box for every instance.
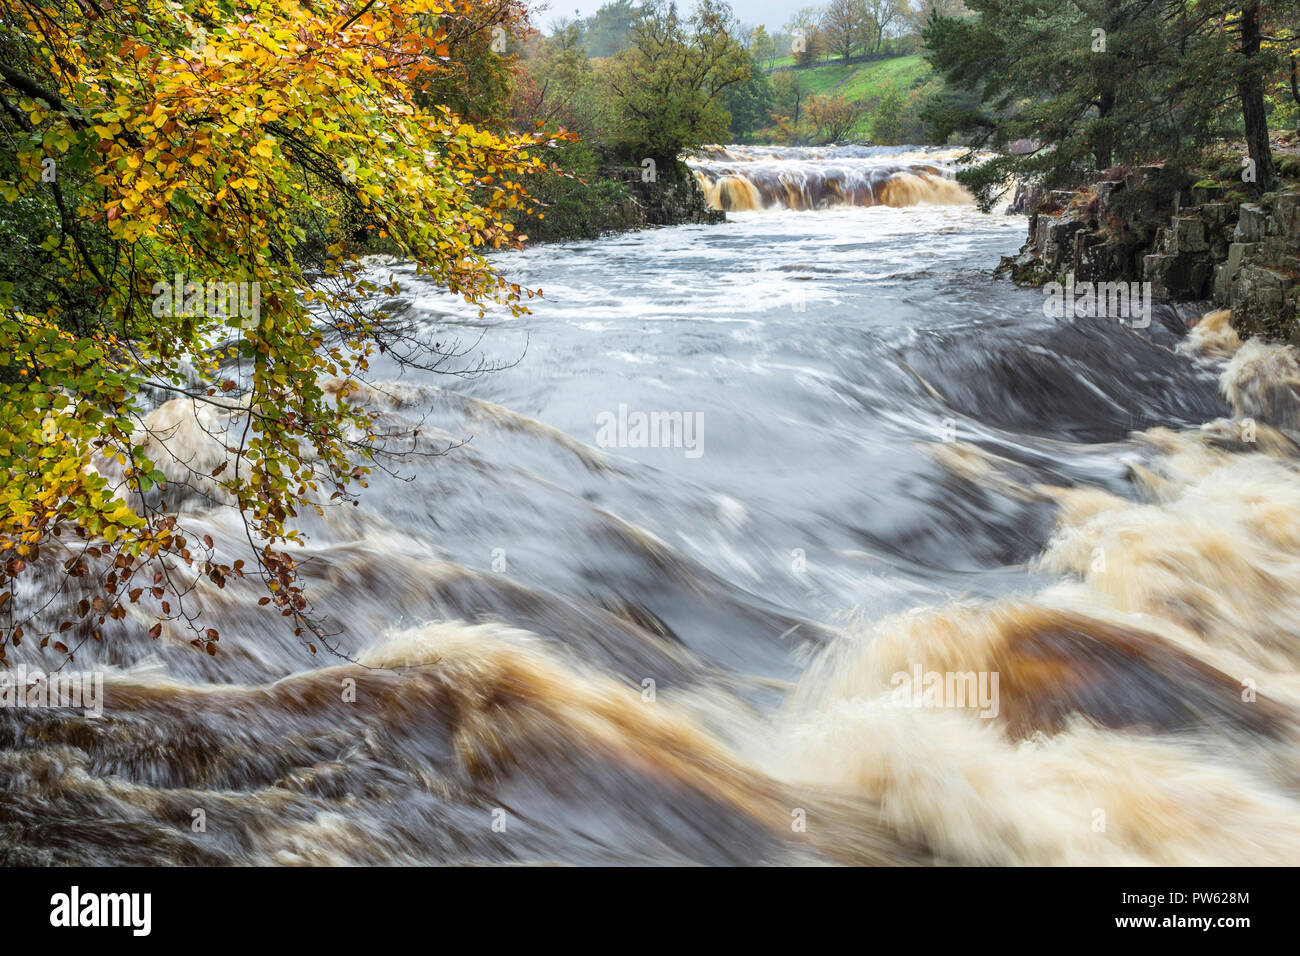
[105,503,138,525]
[0,0,544,627]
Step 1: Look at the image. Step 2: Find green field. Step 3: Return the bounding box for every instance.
[760,55,938,142]
[770,55,934,101]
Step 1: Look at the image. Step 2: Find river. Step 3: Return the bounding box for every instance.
[4,146,1300,866]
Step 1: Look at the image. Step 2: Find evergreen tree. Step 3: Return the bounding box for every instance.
[921,0,1294,204]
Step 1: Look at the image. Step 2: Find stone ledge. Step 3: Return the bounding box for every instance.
[1004,173,1300,340]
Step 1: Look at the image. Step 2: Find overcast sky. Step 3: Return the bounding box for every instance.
[527,0,814,33]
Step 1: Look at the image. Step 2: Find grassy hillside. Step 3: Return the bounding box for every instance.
[760,55,941,144]
[775,55,932,98]
[836,56,932,100]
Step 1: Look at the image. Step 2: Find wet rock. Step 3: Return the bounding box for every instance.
[1198,202,1233,228]
[1171,216,1209,253]
[1276,192,1300,240]
[1038,214,1089,270]
[1214,242,1261,300]
[995,248,1051,286]
[1236,203,1269,242]
[1234,265,1294,315]
[628,172,724,227]
[1006,173,1298,338]
[1007,180,1047,215]
[1191,183,1227,205]
[1145,252,1212,299]
[1074,233,1130,282]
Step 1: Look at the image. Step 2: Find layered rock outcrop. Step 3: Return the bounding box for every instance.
[998,168,1300,341]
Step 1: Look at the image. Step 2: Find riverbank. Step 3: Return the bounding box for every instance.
[517,156,723,245]
[996,143,1300,342]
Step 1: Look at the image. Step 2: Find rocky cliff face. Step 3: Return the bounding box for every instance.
[999,169,1300,341]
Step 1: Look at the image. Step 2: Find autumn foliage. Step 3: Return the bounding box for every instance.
[0,0,555,658]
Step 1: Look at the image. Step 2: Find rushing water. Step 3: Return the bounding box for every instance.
[689,144,976,210]
[5,148,1300,865]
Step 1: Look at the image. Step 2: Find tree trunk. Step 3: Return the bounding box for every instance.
[1095,88,1115,170]
[1238,1,1277,192]
[1291,56,1300,134]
